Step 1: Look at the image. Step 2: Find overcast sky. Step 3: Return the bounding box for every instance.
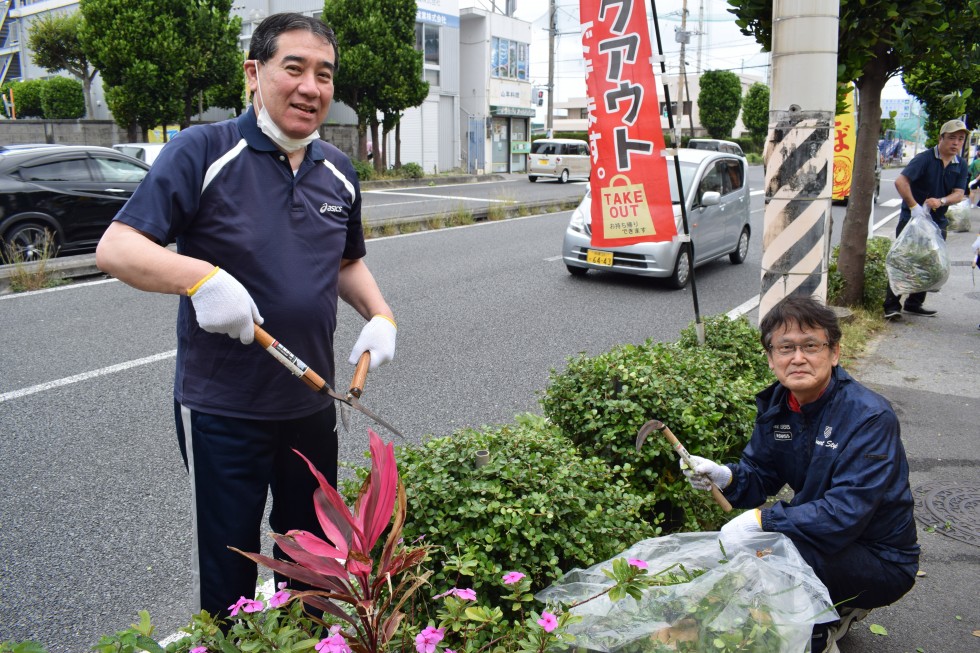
[462,0,907,104]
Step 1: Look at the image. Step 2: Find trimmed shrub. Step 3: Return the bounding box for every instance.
[2,79,45,118]
[388,414,659,606]
[352,158,374,181]
[40,76,85,119]
[399,162,424,179]
[542,340,761,532]
[676,315,772,385]
[828,236,892,311]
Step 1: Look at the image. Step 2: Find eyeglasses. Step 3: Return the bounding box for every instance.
[767,342,831,357]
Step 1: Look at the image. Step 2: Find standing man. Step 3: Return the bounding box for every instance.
[682,296,919,653]
[883,119,970,319]
[96,13,397,618]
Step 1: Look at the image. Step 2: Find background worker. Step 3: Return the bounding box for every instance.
[96,13,396,617]
[682,296,919,653]
[883,119,970,319]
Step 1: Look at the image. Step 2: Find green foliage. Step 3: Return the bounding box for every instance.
[676,315,771,384]
[0,642,48,653]
[389,414,659,608]
[542,337,765,532]
[40,76,85,119]
[26,11,97,116]
[741,82,770,144]
[399,162,424,179]
[828,236,892,311]
[2,79,45,118]
[352,158,374,181]
[697,70,743,139]
[79,0,242,132]
[902,50,980,143]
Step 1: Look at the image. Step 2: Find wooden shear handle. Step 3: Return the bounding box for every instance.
[349,351,370,398]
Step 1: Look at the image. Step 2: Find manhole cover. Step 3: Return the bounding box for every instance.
[912,480,980,547]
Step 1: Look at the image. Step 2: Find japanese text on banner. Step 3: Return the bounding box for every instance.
[580,0,675,247]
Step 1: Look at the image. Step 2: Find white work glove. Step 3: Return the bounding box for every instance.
[188,267,263,345]
[720,509,764,552]
[348,315,397,370]
[910,204,930,220]
[680,455,732,491]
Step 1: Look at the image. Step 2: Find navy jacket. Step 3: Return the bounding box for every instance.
[723,366,919,565]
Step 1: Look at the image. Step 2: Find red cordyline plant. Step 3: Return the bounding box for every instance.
[233,430,431,653]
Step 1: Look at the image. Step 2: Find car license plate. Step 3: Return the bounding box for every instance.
[586,249,613,266]
[539,158,550,165]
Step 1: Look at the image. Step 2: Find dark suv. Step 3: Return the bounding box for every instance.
[0,144,149,261]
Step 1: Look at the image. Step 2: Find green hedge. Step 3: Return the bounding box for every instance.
[40,76,85,119]
[388,414,659,607]
[542,318,770,532]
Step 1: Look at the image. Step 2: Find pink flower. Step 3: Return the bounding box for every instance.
[433,587,477,601]
[227,596,264,616]
[502,571,526,585]
[538,611,558,633]
[190,647,207,653]
[415,626,445,653]
[268,581,290,608]
[627,558,649,569]
[315,633,352,653]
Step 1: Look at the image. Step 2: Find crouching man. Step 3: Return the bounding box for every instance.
[683,296,919,653]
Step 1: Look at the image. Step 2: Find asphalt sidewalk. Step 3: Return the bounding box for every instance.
[830,227,980,652]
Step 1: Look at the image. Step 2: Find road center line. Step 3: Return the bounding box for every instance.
[0,350,176,404]
[366,189,513,202]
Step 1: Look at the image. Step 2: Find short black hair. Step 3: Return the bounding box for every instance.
[758,295,842,350]
[247,13,339,72]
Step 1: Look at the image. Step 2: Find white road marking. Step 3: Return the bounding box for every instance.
[0,350,176,403]
[0,277,117,300]
[543,255,562,262]
[366,189,513,203]
[881,198,902,207]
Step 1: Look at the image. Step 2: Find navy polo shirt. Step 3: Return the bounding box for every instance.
[115,108,366,419]
[898,146,969,230]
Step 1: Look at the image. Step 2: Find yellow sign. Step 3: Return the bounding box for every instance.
[149,125,181,143]
[599,174,657,240]
[832,86,857,201]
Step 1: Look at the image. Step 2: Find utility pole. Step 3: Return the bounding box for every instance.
[547,0,556,132]
[759,0,840,318]
[673,1,689,147]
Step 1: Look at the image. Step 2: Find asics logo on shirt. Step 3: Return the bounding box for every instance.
[320,203,343,214]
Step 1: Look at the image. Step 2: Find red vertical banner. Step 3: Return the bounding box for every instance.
[580,0,675,247]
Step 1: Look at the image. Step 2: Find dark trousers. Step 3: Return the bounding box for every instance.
[175,401,337,617]
[792,538,917,610]
[884,216,947,312]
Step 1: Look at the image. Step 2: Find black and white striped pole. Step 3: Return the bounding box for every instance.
[759,1,840,320]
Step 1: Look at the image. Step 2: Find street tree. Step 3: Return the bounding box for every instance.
[902,51,980,147]
[323,0,427,171]
[698,70,743,139]
[26,11,98,118]
[79,0,243,138]
[741,82,770,146]
[727,0,980,308]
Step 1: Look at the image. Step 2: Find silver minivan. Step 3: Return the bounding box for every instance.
[528,138,591,183]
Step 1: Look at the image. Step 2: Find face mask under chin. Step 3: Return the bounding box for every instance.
[253,61,320,153]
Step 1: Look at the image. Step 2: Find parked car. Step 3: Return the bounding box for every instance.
[687,138,744,156]
[561,148,751,288]
[0,144,149,261]
[528,138,590,183]
[112,142,167,166]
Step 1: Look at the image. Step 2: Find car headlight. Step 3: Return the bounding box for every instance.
[568,198,591,233]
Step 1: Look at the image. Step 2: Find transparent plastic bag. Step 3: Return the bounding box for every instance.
[946,199,973,232]
[886,212,950,295]
[535,532,836,653]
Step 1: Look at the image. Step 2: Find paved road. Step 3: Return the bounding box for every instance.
[0,168,908,651]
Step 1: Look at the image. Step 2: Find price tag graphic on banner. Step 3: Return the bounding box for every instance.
[581,0,675,247]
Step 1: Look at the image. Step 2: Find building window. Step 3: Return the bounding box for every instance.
[415,22,440,87]
[491,36,529,81]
